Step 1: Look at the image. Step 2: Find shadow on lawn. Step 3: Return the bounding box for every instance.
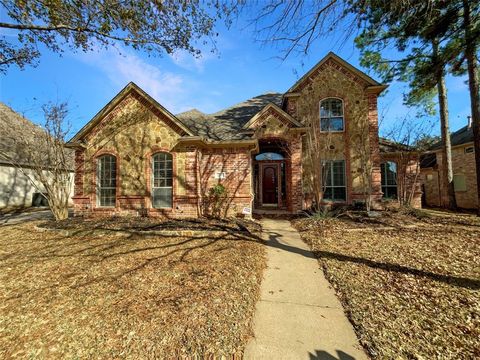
[314,250,480,291]
[1,223,263,301]
[3,221,478,302]
[263,230,479,291]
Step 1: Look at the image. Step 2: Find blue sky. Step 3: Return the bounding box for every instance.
[0,14,472,139]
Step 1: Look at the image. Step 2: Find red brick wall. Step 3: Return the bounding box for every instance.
[73,145,254,218]
[367,94,383,207]
[421,168,441,207]
[381,153,422,209]
[425,145,478,209]
[199,148,253,217]
[289,136,303,211]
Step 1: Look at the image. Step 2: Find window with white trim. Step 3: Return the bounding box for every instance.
[381,161,398,199]
[97,155,116,207]
[323,160,346,201]
[152,152,173,208]
[320,98,344,132]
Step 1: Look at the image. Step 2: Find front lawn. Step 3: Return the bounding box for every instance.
[0,218,265,358]
[293,209,480,359]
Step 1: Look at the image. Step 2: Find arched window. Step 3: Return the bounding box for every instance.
[255,152,285,161]
[381,161,397,199]
[320,98,344,132]
[152,152,173,208]
[97,155,116,207]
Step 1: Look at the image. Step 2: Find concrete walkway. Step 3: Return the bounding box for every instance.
[0,209,53,226]
[244,219,368,360]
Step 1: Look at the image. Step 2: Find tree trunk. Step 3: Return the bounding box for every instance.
[433,40,457,209]
[463,0,480,215]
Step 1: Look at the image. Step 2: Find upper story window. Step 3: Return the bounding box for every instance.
[381,161,397,199]
[152,152,173,208]
[97,154,116,207]
[320,98,344,132]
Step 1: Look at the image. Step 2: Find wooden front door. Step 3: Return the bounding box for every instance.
[262,164,279,205]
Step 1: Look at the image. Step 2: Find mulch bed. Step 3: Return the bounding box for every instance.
[0,218,266,359]
[292,210,480,359]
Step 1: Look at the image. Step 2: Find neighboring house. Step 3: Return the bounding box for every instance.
[0,102,74,209]
[67,52,421,218]
[421,118,478,209]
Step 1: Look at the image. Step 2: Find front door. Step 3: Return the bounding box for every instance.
[262,164,279,205]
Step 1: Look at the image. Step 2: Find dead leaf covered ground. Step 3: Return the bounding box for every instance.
[0,218,266,358]
[293,209,480,359]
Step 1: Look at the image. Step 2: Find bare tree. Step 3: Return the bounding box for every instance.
[0,102,73,220]
[302,112,335,212]
[356,120,374,212]
[245,0,355,59]
[382,113,436,207]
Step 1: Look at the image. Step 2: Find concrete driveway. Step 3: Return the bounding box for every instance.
[0,209,54,226]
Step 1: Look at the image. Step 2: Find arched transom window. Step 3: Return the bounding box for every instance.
[381,161,397,199]
[320,98,344,132]
[255,152,285,161]
[97,155,116,207]
[152,152,173,208]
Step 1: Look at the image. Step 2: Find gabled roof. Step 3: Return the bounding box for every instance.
[68,82,194,145]
[243,103,302,129]
[379,137,412,153]
[430,124,474,150]
[286,52,387,94]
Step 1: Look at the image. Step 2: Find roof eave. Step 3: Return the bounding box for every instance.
[175,136,258,149]
[366,85,388,94]
[286,52,384,94]
[68,82,194,143]
[243,103,303,130]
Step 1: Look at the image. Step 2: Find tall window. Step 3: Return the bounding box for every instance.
[97,155,116,207]
[152,152,173,208]
[323,160,346,201]
[320,98,344,132]
[381,162,397,199]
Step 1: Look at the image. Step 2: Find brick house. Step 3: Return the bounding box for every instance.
[67,52,421,218]
[421,119,478,209]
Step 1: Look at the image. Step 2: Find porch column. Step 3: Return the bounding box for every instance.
[367,93,383,206]
[290,136,303,212]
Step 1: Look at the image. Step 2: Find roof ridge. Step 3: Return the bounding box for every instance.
[209,92,283,116]
[176,108,206,116]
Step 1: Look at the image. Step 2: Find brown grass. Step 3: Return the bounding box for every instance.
[0,219,266,359]
[293,209,480,359]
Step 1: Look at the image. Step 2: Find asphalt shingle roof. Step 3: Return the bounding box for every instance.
[176,93,283,140]
[430,125,474,150]
[0,102,74,169]
[0,102,45,165]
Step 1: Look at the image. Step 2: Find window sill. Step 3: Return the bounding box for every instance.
[150,207,173,212]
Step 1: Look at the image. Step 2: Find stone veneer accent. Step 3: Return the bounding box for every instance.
[288,59,382,207]
[72,54,418,218]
